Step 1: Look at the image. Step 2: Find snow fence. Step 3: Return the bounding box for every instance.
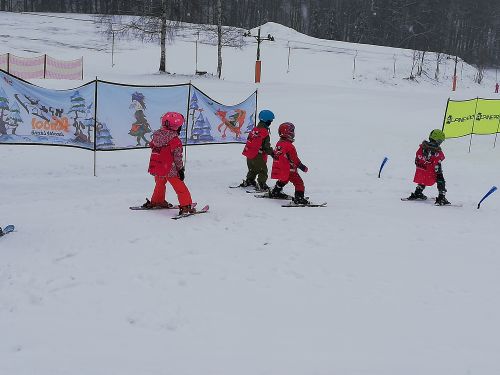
[0,53,83,80]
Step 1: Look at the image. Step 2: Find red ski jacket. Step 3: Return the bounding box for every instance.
[271,139,302,181]
[148,128,183,177]
[413,142,445,186]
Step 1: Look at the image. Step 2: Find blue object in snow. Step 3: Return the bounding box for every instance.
[378,156,389,178]
[477,186,497,209]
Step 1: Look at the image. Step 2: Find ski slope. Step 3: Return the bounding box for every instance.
[1,11,500,375]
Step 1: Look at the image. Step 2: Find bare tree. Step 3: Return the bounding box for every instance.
[475,64,485,84]
[416,51,426,77]
[216,0,222,78]
[96,0,178,73]
[197,2,244,79]
[408,50,420,80]
[434,52,444,81]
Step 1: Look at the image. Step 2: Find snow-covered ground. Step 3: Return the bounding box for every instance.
[2,11,500,375]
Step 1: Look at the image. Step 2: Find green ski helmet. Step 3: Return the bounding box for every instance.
[429,129,446,144]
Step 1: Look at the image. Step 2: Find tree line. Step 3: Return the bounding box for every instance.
[2,0,499,67]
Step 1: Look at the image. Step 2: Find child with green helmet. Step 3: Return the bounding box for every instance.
[407,129,450,205]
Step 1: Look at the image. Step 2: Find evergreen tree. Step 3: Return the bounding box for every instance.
[191,113,214,142]
[96,121,115,149]
[68,90,87,140]
[0,86,10,135]
[8,101,23,135]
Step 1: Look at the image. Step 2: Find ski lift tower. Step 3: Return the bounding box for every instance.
[244,28,274,83]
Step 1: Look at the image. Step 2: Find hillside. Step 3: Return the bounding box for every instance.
[1,11,500,375]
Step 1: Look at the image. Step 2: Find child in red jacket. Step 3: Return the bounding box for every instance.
[270,122,309,204]
[239,109,275,190]
[142,112,196,215]
[407,129,450,205]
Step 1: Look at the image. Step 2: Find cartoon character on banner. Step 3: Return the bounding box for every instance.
[216,108,246,139]
[128,91,151,146]
[14,93,64,122]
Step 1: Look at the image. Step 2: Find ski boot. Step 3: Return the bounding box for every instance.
[157,200,174,208]
[293,191,310,205]
[178,204,197,215]
[270,184,289,199]
[255,182,270,192]
[239,179,257,188]
[141,198,173,209]
[435,194,451,206]
[407,187,427,200]
[141,198,154,209]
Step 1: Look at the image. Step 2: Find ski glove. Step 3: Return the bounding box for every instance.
[178,168,185,181]
[298,163,308,173]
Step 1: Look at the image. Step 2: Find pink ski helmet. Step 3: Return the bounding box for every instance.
[161,112,185,130]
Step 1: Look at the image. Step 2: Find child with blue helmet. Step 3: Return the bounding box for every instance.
[240,109,275,190]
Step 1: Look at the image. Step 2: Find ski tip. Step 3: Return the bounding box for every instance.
[1,225,15,235]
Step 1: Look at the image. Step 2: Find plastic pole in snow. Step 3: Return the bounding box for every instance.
[468,97,479,153]
[184,82,192,169]
[477,186,497,209]
[378,157,388,178]
[93,77,98,177]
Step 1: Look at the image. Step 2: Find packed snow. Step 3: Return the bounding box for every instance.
[1,11,500,375]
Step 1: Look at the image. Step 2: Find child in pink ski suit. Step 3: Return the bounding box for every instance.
[143,112,196,215]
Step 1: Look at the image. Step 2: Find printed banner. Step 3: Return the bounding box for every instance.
[443,98,500,138]
[0,70,95,149]
[95,81,189,150]
[473,99,500,135]
[442,99,477,138]
[0,72,258,151]
[186,86,257,144]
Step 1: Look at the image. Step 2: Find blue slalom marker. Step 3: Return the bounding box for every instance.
[477,186,497,209]
[378,156,389,178]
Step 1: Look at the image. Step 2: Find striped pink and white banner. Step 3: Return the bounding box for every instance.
[8,54,45,79]
[46,56,83,80]
[0,53,8,71]
[0,54,83,80]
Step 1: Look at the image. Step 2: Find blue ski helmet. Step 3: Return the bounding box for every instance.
[258,109,275,123]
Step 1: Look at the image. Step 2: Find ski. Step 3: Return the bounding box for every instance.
[254,193,293,200]
[282,202,327,208]
[229,183,256,189]
[0,225,15,237]
[130,202,197,210]
[171,205,209,220]
[247,189,270,194]
[401,198,462,207]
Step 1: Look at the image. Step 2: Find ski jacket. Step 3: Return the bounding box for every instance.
[242,122,273,160]
[413,141,445,186]
[271,139,303,181]
[148,128,183,178]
